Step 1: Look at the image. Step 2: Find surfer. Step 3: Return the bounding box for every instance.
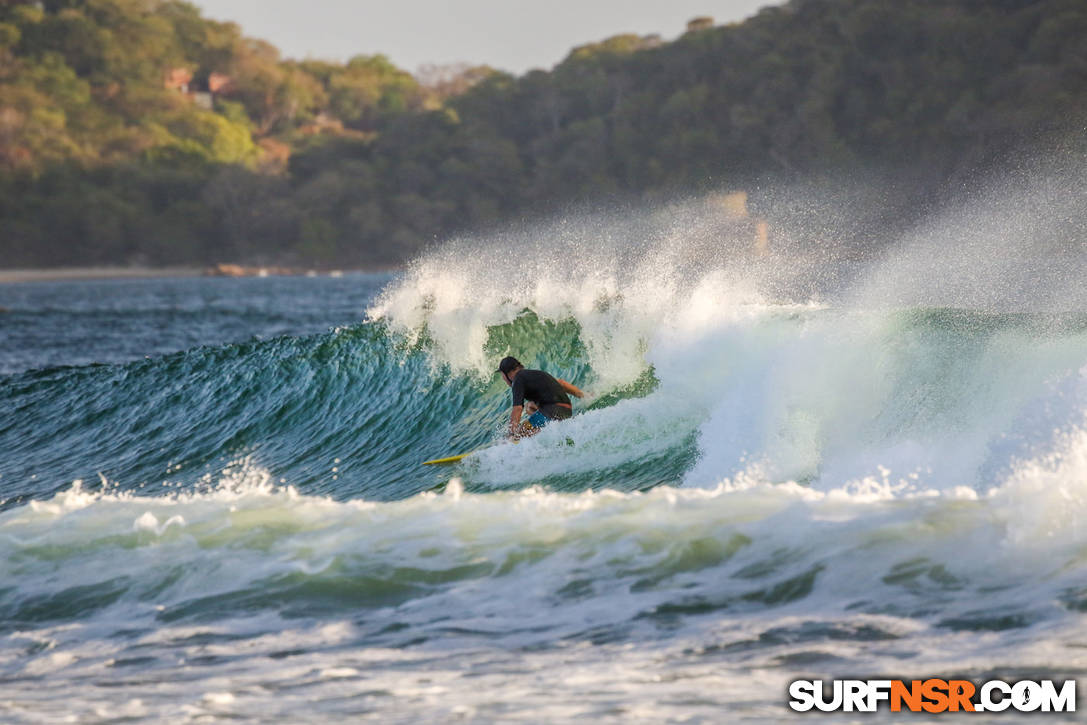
[497,356,585,439]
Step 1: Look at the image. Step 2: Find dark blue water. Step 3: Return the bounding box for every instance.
[0,274,392,374]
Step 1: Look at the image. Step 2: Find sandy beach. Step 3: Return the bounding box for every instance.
[0,267,204,284]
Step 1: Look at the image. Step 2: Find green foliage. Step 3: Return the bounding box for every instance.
[0,22,21,50]
[2,0,1086,269]
[326,54,424,131]
[214,98,251,128]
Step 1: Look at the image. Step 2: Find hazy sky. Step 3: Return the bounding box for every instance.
[192,1,779,74]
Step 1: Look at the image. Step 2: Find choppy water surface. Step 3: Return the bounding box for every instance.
[2,203,1087,722]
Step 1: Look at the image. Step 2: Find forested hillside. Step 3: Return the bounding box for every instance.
[1,0,1085,268]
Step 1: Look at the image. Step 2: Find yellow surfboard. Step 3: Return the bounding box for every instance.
[422,438,520,465]
[422,452,471,465]
[424,424,536,465]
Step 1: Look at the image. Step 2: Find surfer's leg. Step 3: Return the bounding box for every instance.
[516,412,546,438]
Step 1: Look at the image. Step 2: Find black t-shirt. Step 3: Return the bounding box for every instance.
[510,369,571,408]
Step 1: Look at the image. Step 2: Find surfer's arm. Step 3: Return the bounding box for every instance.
[509,404,524,438]
[557,379,585,399]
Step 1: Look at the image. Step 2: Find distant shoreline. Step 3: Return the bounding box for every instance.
[0,267,203,284]
[0,267,398,284]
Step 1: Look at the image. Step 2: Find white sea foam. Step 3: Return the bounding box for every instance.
[4,446,1087,720]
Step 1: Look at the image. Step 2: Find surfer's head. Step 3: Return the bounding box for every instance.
[497,356,523,385]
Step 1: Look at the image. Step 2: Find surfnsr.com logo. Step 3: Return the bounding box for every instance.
[788,679,1076,713]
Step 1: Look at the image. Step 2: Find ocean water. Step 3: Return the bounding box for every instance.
[2,201,1087,722]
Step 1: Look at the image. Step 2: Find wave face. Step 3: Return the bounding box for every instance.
[3,195,1087,720]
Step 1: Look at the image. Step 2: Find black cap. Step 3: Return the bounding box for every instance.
[497,356,522,374]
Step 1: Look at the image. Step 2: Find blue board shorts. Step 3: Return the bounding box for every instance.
[526,411,549,429]
[525,404,571,430]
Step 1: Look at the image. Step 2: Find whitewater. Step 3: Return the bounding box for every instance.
[2,173,1087,721]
